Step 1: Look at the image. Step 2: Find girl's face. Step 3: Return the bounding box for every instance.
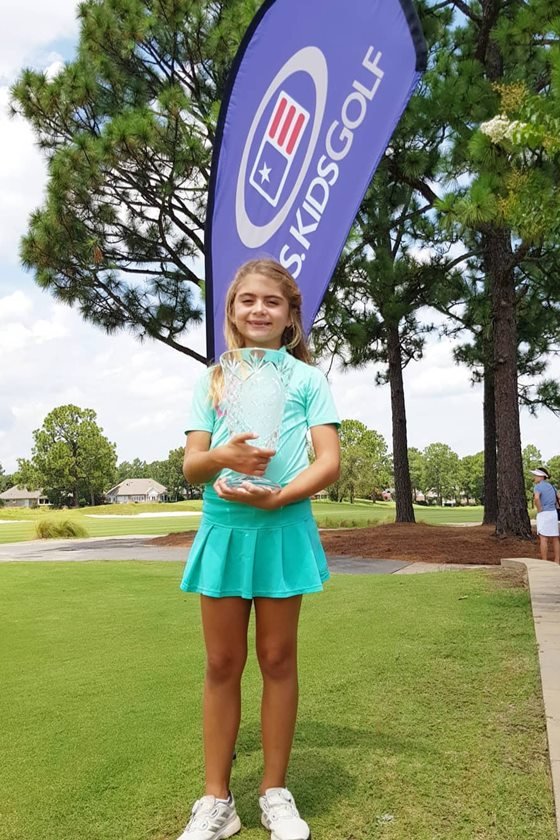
[232,273,292,349]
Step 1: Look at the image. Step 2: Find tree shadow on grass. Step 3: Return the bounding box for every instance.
[232,718,417,828]
[236,718,423,756]
[233,749,355,828]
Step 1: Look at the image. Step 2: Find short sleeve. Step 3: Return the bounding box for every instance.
[305,368,340,429]
[185,370,215,434]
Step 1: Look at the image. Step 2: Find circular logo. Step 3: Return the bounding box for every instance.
[236,46,328,249]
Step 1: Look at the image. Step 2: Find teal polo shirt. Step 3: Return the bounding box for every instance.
[185,348,340,493]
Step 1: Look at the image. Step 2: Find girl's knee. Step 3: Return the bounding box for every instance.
[257,644,297,680]
[206,650,247,684]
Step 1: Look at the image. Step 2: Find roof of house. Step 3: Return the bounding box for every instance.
[105,478,167,496]
[0,485,45,501]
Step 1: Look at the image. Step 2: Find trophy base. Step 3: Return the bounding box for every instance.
[224,475,281,491]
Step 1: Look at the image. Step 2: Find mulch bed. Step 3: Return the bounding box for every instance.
[152,522,541,565]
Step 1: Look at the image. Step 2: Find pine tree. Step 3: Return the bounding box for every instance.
[434,0,560,537]
[11,0,259,363]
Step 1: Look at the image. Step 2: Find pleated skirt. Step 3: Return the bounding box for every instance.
[180,492,329,599]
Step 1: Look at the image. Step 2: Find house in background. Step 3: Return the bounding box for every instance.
[0,486,50,508]
[414,490,439,505]
[105,479,168,504]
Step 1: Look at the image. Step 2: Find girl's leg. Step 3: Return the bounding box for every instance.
[554,537,560,564]
[539,535,549,562]
[254,595,302,793]
[201,595,252,798]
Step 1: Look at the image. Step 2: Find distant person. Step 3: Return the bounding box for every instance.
[176,259,340,840]
[531,467,560,564]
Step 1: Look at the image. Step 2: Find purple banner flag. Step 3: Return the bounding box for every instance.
[205,0,427,360]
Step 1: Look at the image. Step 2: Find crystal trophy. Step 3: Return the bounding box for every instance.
[220,347,292,489]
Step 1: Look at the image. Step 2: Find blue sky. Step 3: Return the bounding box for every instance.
[1,0,559,474]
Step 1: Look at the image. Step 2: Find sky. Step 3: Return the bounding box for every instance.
[1,0,559,475]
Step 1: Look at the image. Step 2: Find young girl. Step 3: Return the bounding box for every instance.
[177,258,340,840]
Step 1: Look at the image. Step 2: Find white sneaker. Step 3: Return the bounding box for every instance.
[176,794,241,840]
[259,788,310,840]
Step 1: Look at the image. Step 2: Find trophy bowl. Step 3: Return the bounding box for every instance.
[220,347,292,489]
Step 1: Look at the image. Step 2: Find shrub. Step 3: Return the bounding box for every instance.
[35,520,89,540]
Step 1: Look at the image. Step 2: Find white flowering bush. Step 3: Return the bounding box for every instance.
[480,114,535,147]
[481,110,560,155]
[480,114,513,143]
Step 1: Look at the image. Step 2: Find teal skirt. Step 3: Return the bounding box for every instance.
[180,492,329,599]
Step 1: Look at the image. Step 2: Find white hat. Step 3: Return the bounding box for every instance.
[530,469,548,477]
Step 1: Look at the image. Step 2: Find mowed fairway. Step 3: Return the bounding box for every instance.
[0,500,487,545]
[0,563,555,840]
[0,501,203,544]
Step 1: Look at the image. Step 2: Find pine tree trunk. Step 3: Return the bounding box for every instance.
[482,358,498,525]
[484,228,532,538]
[387,324,415,523]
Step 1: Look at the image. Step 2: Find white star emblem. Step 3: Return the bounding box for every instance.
[258,162,271,183]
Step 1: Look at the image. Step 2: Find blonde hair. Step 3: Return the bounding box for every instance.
[210,258,312,406]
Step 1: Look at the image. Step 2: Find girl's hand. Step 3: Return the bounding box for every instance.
[213,478,283,509]
[219,433,276,477]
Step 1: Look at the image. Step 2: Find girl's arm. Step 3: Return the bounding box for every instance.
[214,424,340,508]
[276,424,340,506]
[183,431,276,485]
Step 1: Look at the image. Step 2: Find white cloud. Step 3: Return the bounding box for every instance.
[327,343,483,456]
[129,409,178,432]
[0,1,79,80]
[45,57,66,80]
[0,86,47,263]
[0,287,206,471]
[0,289,33,320]
[0,1,80,268]
[407,365,472,399]
[128,370,187,399]
[0,292,69,351]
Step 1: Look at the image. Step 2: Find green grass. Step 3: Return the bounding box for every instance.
[0,500,489,545]
[0,501,203,544]
[412,505,486,524]
[313,501,486,528]
[0,500,203,519]
[0,564,555,840]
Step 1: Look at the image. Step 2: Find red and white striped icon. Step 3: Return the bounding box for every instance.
[268,93,309,155]
[249,91,310,208]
